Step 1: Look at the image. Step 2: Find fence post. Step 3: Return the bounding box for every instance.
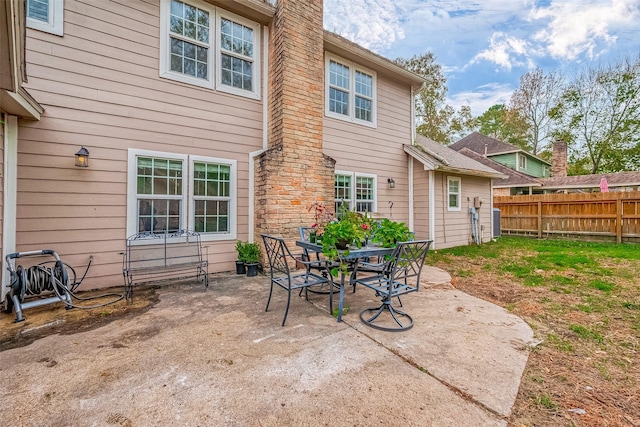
[616,195,622,244]
[538,200,542,238]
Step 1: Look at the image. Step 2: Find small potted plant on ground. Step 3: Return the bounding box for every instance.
[243,242,262,277]
[235,240,247,274]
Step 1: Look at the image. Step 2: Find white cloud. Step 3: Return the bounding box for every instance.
[469,32,536,71]
[323,0,407,52]
[448,82,515,116]
[530,0,640,60]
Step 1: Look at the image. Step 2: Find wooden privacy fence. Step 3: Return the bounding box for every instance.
[494,191,640,243]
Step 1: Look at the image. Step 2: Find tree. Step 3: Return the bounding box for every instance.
[550,56,640,173]
[476,104,529,149]
[510,67,564,155]
[396,52,477,144]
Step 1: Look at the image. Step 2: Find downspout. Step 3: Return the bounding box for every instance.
[2,115,18,297]
[428,170,436,249]
[408,87,416,232]
[408,156,414,232]
[248,25,269,244]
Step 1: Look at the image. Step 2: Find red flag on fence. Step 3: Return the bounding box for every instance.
[599,177,609,192]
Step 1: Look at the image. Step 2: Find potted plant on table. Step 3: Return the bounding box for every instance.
[308,201,335,243]
[243,242,262,277]
[370,218,412,248]
[320,209,367,277]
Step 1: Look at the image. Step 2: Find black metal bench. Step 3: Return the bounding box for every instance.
[122,230,209,300]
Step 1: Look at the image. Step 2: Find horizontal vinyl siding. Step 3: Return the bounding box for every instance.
[412,159,430,240]
[525,157,548,178]
[324,74,412,223]
[0,123,4,285]
[491,153,517,170]
[433,172,493,249]
[19,0,264,288]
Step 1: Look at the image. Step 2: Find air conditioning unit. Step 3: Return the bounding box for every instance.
[492,208,501,238]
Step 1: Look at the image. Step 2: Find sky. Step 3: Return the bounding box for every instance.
[323,0,640,116]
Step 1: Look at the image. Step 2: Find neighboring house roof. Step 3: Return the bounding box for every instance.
[405,135,507,179]
[539,171,640,190]
[458,148,541,188]
[450,132,551,166]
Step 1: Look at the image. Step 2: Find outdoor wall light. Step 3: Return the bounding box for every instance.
[75,146,89,167]
[387,178,396,189]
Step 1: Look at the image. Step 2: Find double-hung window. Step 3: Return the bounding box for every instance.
[447,176,461,211]
[160,0,260,98]
[334,171,376,217]
[518,154,527,171]
[128,149,237,242]
[325,54,376,127]
[26,0,64,36]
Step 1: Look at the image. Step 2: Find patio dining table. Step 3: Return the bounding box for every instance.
[295,240,395,322]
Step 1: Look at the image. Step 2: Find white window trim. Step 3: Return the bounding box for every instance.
[447,176,461,212]
[518,153,527,171]
[26,0,64,36]
[325,54,377,128]
[127,149,237,242]
[159,0,215,89]
[215,10,261,99]
[188,155,237,241]
[335,170,377,214]
[159,0,260,99]
[127,149,189,238]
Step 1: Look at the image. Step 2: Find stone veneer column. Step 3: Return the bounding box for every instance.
[552,140,567,177]
[255,0,335,243]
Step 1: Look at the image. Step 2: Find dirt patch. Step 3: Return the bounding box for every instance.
[436,254,640,427]
[0,285,160,352]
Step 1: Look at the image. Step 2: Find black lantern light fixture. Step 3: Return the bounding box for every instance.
[387,178,395,189]
[75,146,89,167]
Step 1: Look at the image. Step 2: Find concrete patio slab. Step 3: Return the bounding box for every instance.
[0,267,534,426]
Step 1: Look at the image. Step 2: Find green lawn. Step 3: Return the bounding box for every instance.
[429,236,639,427]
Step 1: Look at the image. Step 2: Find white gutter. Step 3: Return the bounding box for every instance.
[429,170,436,249]
[248,25,270,244]
[408,87,416,232]
[2,115,18,298]
[408,155,414,232]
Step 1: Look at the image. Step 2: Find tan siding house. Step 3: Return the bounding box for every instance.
[406,135,506,249]
[1,0,501,311]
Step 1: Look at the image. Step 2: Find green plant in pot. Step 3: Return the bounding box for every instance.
[235,240,247,274]
[370,218,412,248]
[321,215,365,277]
[243,242,262,277]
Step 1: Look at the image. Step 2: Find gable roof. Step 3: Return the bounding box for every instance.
[405,135,506,179]
[323,31,426,90]
[539,171,640,190]
[458,148,541,188]
[450,132,551,166]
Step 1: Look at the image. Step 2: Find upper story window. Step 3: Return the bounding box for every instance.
[26,0,64,36]
[518,153,527,171]
[335,171,377,216]
[447,176,461,211]
[160,0,260,99]
[127,149,237,241]
[325,54,376,127]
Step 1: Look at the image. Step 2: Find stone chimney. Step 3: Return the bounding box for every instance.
[255,0,335,242]
[552,139,567,177]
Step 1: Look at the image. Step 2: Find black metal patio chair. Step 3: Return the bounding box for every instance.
[354,239,433,332]
[261,234,332,326]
